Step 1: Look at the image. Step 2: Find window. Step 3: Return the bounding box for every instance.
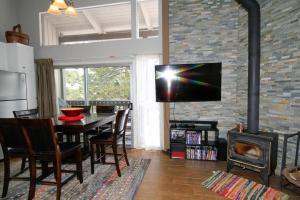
[88,66,130,100]
[57,66,130,101]
[63,68,85,100]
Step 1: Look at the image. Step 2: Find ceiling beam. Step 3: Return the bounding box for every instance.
[82,10,105,34]
[138,1,153,30]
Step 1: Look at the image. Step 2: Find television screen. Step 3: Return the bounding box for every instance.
[155,63,222,102]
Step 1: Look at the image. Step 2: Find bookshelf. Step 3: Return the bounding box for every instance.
[170,120,220,161]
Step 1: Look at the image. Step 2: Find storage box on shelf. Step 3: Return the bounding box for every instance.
[170,120,221,161]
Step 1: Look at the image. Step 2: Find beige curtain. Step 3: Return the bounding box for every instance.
[35,59,57,118]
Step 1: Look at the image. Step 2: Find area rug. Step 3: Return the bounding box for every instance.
[0,158,150,200]
[202,171,289,200]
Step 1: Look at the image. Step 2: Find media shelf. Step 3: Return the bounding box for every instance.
[170,120,220,161]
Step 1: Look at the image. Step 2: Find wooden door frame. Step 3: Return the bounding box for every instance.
[162,0,170,151]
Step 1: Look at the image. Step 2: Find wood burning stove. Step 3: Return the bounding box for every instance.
[227,129,278,186]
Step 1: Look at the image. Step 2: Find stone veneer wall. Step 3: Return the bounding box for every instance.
[237,0,300,172]
[169,0,300,172]
[169,0,239,138]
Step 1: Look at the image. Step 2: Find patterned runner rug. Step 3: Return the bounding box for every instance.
[202,171,289,200]
[0,158,150,200]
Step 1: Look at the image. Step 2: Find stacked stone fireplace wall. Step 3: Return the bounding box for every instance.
[169,0,300,173]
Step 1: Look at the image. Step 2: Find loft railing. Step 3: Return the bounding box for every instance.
[66,100,131,113]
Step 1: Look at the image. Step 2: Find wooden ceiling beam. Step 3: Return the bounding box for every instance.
[138,1,153,30]
[82,10,105,34]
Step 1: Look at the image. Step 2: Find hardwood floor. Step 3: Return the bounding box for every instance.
[0,149,299,199]
[129,149,300,200]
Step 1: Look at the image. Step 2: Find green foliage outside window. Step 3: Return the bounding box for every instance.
[88,66,130,100]
[64,68,84,100]
[64,66,130,101]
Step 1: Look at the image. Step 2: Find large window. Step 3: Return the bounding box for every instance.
[56,66,130,101]
[88,67,130,100]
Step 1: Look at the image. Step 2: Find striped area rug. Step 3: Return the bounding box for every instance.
[0,158,150,200]
[202,171,289,200]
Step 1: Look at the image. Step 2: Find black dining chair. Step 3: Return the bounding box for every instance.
[71,105,91,115]
[96,105,115,132]
[89,109,130,176]
[13,108,39,171]
[19,118,83,200]
[0,118,29,198]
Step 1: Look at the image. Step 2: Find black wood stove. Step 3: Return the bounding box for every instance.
[227,129,278,185]
[226,0,279,186]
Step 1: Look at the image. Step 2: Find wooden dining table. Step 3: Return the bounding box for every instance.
[54,113,115,136]
[54,113,115,152]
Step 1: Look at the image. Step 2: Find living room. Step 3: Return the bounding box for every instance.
[0,0,299,199]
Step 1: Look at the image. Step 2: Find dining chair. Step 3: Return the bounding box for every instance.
[96,105,115,114]
[13,108,39,171]
[82,105,115,150]
[13,108,39,119]
[89,109,130,176]
[96,105,115,132]
[19,118,83,200]
[71,105,91,114]
[0,118,29,198]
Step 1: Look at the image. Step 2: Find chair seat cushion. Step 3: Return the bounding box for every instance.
[90,132,113,142]
[34,142,81,160]
[59,142,82,159]
[59,142,81,153]
[8,147,27,156]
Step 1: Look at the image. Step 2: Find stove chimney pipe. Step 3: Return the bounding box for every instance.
[235,0,261,134]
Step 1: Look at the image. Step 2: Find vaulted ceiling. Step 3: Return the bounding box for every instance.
[42,0,159,43]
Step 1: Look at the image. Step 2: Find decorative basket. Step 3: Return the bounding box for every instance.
[5,24,29,45]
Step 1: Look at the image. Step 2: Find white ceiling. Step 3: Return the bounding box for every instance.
[42,0,159,37]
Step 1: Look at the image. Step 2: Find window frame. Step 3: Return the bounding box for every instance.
[56,64,132,102]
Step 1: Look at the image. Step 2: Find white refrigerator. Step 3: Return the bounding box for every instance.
[0,71,28,159]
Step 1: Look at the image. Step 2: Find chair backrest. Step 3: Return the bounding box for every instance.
[18,118,58,154]
[96,105,115,114]
[71,105,91,114]
[114,108,130,138]
[0,118,26,149]
[13,108,39,119]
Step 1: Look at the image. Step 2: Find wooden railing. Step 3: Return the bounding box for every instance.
[66,100,131,112]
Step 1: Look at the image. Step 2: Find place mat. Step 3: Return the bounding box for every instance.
[58,114,85,121]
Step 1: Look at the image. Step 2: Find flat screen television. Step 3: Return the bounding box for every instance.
[155,63,222,102]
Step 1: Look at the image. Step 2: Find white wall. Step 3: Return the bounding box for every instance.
[0,0,18,42]
[15,0,162,64]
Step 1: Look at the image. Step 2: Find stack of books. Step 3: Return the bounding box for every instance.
[186,146,217,160]
[186,130,202,144]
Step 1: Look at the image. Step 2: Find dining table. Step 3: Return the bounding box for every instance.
[54,113,115,154]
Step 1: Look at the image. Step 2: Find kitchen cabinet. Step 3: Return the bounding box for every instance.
[6,43,34,73]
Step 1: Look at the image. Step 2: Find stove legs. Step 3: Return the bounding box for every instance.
[226,160,234,173]
[226,160,270,186]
